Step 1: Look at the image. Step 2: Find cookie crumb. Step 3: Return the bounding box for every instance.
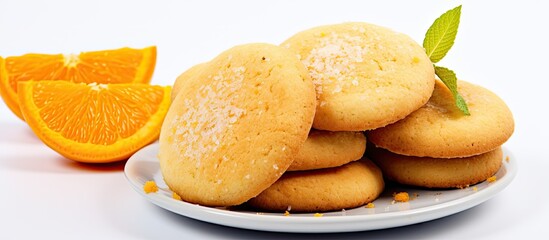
[365,202,375,208]
[172,192,182,200]
[284,211,290,216]
[487,176,497,183]
[472,186,478,191]
[505,156,510,162]
[393,192,410,202]
[143,181,158,194]
[313,213,324,217]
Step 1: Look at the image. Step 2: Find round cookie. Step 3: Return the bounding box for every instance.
[288,129,366,171]
[159,43,317,207]
[368,80,515,158]
[281,22,435,131]
[367,144,503,188]
[171,63,206,101]
[247,159,384,212]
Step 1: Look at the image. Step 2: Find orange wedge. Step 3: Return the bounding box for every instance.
[18,80,170,163]
[0,46,156,120]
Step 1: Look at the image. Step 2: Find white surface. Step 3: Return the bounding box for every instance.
[0,0,547,239]
[125,143,517,233]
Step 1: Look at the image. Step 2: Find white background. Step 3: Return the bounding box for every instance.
[1,0,547,239]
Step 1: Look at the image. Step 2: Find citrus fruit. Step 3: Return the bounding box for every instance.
[18,80,170,163]
[0,46,157,120]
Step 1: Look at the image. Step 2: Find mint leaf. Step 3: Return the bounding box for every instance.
[423,5,469,116]
[434,65,470,115]
[423,5,461,63]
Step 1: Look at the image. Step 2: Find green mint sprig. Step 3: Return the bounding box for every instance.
[423,5,470,115]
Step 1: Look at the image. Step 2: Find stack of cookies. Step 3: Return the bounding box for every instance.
[366,79,514,188]
[247,22,435,212]
[247,130,383,212]
[159,22,513,213]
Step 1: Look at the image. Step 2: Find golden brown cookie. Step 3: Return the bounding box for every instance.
[159,43,316,207]
[247,159,384,212]
[368,80,514,158]
[288,129,366,171]
[367,143,503,188]
[281,22,435,131]
[171,63,206,101]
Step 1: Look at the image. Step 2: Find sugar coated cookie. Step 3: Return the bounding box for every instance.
[368,80,514,158]
[159,43,316,206]
[247,159,384,212]
[281,22,435,131]
[288,129,366,171]
[367,144,503,188]
[171,63,206,101]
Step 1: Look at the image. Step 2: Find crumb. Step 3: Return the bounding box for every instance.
[487,176,497,183]
[313,213,324,217]
[393,192,410,202]
[473,186,478,191]
[505,156,510,162]
[284,211,290,216]
[412,192,420,200]
[172,192,182,200]
[143,181,158,194]
[365,202,375,208]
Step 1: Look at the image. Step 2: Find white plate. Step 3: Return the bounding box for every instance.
[124,142,517,233]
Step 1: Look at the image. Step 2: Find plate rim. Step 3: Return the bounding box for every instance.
[124,142,517,233]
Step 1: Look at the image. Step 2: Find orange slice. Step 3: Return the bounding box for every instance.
[18,80,170,163]
[0,46,156,120]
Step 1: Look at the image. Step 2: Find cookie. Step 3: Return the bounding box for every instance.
[368,80,515,158]
[367,143,503,188]
[247,159,384,212]
[159,43,317,207]
[281,22,435,131]
[171,63,206,101]
[288,129,366,171]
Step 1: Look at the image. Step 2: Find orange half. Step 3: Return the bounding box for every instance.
[18,80,170,163]
[0,46,156,120]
